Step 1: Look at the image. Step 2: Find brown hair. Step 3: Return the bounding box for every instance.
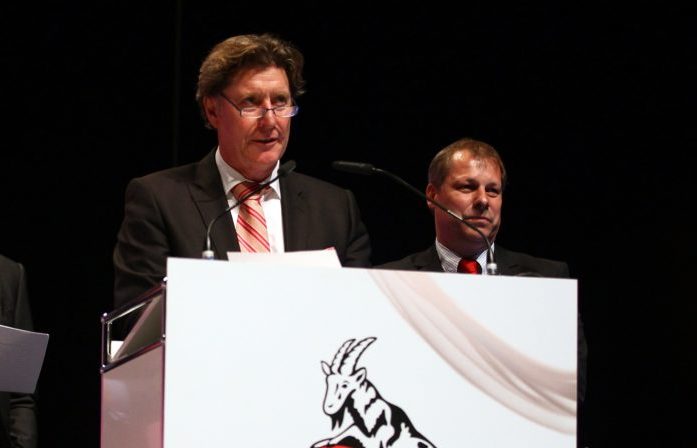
[196,34,306,125]
[428,138,507,189]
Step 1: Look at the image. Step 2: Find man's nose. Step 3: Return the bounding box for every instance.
[258,102,278,127]
[473,189,489,210]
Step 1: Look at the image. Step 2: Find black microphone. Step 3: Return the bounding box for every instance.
[202,160,297,259]
[332,160,498,275]
[331,161,378,176]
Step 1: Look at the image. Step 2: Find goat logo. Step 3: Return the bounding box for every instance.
[312,337,437,448]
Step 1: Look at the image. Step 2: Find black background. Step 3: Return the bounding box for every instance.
[1,3,694,447]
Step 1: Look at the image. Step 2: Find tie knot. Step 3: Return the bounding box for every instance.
[457,258,482,274]
[231,181,265,201]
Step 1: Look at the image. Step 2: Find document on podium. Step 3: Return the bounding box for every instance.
[0,324,49,393]
[226,248,342,268]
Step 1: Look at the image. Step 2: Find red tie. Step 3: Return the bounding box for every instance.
[457,258,482,274]
[231,182,270,253]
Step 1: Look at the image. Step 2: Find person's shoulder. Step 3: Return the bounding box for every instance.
[0,254,20,273]
[0,254,23,292]
[496,246,569,278]
[376,246,440,272]
[125,150,214,186]
[130,158,204,186]
[376,254,418,271]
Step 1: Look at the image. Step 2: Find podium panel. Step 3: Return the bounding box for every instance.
[102,257,578,447]
[101,345,163,447]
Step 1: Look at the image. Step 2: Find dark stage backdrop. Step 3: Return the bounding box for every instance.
[0,3,694,447]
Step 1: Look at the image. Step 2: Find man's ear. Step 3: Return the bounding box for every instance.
[425,183,437,214]
[203,96,219,129]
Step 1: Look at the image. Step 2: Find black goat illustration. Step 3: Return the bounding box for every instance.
[312,337,436,448]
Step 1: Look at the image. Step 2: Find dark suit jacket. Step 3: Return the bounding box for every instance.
[378,244,587,401]
[379,244,570,277]
[114,150,372,307]
[0,255,38,448]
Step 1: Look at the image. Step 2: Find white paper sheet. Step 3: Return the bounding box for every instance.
[0,324,49,393]
[226,248,342,268]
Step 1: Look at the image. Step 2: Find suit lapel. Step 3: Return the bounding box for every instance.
[188,150,240,259]
[414,245,444,272]
[279,174,309,251]
[493,246,524,276]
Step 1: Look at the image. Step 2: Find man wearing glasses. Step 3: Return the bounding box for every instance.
[113,34,371,307]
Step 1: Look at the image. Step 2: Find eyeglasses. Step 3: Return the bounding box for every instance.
[220,94,299,118]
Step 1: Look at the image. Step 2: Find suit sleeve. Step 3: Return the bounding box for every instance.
[113,178,170,308]
[9,263,38,448]
[340,189,372,268]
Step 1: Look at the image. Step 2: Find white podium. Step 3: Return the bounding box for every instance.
[101,257,578,447]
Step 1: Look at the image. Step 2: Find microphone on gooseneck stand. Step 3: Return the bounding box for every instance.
[331,160,498,275]
[201,160,297,260]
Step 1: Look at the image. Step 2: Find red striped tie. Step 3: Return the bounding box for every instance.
[231,182,270,253]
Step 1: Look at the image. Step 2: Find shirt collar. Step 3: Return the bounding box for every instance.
[214,148,282,199]
[434,239,493,274]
